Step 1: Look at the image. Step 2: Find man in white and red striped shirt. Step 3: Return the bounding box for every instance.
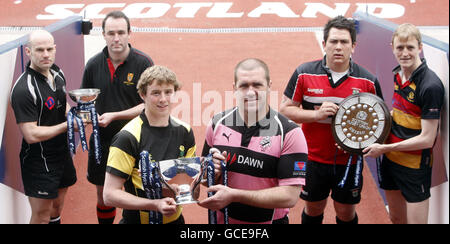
[199,58,308,224]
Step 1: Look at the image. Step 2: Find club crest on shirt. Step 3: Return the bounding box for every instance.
[179,145,185,157]
[259,136,271,152]
[407,91,415,102]
[123,73,135,85]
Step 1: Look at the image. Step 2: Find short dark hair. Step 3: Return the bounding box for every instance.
[102,11,131,33]
[234,58,270,85]
[323,16,356,44]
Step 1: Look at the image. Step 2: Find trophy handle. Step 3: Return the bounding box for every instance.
[156,163,178,198]
[190,158,208,197]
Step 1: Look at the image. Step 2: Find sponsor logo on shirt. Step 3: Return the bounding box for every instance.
[293,161,306,176]
[307,88,323,94]
[45,96,55,110]
[352,88,362,94]
[428,108,440,113]
[57,100,63,109]
[227,153,263,169]
[237,155,264,169]
[226,153,237,165]
[222,132,232,142]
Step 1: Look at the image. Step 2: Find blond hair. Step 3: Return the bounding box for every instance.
[137,65,180,95]
[392,23,422,45]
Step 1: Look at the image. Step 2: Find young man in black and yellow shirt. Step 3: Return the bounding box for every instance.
[103,65,196,224]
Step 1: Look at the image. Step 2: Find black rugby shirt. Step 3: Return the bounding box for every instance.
[10,63,70,164]
[81,44,154,141]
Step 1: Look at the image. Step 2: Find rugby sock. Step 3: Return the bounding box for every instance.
[49,216,61,224]
[96,204,116,224]
[336,213,358,224]
[301,209,324,224]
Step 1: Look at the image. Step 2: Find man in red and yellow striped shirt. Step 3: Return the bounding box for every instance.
[363,24,444,224]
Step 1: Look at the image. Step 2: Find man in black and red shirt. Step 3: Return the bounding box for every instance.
[81,10,153,224]
[280,16,383,224]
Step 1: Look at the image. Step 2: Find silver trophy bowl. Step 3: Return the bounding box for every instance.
[157,157,207,205]
[68,88,100,122]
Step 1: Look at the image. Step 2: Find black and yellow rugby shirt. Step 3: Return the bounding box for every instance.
[385,59,444,169]
[106,111,196,224]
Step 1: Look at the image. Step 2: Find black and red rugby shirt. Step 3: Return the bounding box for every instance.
[202,107,308,224]
[81,44,153,141]
[284,56,383,165]
[385,59,444,169]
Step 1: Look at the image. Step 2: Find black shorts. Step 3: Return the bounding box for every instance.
[272,215,289,224]
[21,154,77,199]
[378,156,432,203]
[300,160,363,205]
[87,137,112,186]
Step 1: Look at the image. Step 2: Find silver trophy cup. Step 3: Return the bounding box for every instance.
[68,88,100,122]
[157,157,207,205]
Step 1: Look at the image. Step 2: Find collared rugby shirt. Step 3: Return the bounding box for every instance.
[10,63,71,170]
[202,107,308,224]
[284,56,383,165]
[106,112,196,224]
[385,59,444,169]
[81,44,153,141]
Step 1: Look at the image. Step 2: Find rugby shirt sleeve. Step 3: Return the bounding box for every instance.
[420,79,445,119]
[277,126,308,186]
[10,80,39,124]
[106,131,137,180]
[283,68,303,103]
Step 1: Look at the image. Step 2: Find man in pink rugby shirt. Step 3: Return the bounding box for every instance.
[199,58,308,224]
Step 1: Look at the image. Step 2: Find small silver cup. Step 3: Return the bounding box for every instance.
[68,88,100,122]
